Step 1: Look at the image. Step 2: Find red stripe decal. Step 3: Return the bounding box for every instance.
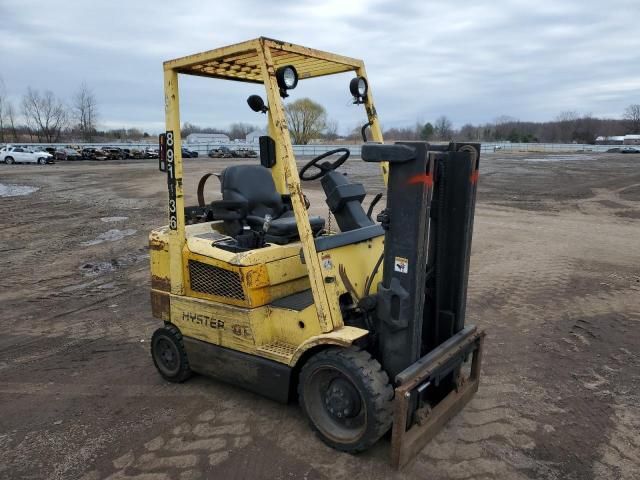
[407,173,433,187]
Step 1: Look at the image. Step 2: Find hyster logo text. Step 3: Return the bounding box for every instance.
[182,311,225,329]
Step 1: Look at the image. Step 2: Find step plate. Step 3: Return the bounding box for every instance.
[257,341,297,363]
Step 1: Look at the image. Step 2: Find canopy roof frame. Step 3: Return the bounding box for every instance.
[164,37,364,84]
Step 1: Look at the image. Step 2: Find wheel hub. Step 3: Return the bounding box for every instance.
[323,377,361,419]
[157,338,177,369]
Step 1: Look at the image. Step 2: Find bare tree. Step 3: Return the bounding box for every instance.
[623,104,640,133]
[434,115,453,140]
[228,122,257,140]
[458,123,479,141]
[0,77,6,143]
[6,102,18,141]
[22,87,69,142]
[554,111,579,142]
[285,98,327,144]
[73,82,98,141]
[323,119,339,141]
[0,77,15,143]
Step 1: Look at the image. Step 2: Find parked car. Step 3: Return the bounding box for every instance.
[145,148,159,159]
[55,147,82,161]
[233,147,257,158]
[129,148,146,159]
[620,147,640,154]
[103,147,127,160]
[81,147,108,161]
[208,146,234,158]
[1,146,54,164]
[22,145,53,156]
[182,147,199,158]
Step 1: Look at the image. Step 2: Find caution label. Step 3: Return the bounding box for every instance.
[394,256,409,274]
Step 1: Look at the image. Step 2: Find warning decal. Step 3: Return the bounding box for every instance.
[394,256,409,274]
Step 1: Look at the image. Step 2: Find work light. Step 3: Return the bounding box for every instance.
[276,65,298,97]
[350,76,368,103]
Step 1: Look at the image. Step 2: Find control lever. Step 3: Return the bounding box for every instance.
[263,214,273,233]
[259,214,272,247]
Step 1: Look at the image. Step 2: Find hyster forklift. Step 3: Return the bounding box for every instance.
[149,38,485,468]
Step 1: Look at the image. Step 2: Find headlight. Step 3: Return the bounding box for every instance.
[282,68,297,89]
[276,65,298,96]
[350,76,368,100]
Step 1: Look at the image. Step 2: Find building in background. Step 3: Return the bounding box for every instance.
[595,135,625,145]
[595,134,640,145]
[185,133,230,144]
[245,130,266,143]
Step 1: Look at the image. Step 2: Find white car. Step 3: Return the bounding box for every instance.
[0,146,54,165]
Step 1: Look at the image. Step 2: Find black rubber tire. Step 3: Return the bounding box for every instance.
[38,158,46,165]
[151,325,192,383]
[5,156,14,165]
[298,346,393,453]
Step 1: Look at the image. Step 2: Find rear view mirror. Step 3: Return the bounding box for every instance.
[247,95,268,114]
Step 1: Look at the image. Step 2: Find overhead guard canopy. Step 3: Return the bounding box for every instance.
[163,37,364,84]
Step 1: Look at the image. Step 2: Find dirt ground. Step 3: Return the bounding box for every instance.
[0,152,639,480]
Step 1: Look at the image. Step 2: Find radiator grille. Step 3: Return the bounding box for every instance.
[188,260,245,300]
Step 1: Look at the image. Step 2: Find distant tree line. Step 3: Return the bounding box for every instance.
[379,106,640,144]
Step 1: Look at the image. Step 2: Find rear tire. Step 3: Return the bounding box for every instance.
[298,347,393,453]
[151,325,192,383]
[5,156,14,164]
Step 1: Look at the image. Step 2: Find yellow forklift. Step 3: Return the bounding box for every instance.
[149,38,485,468]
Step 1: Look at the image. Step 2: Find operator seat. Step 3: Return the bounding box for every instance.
[220,165,325,243]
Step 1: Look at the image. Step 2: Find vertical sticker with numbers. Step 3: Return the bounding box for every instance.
[166,131,177,230]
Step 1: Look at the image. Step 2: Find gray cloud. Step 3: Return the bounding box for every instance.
[1,0,639,133]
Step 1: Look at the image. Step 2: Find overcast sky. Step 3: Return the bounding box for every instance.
[1,0,639,134]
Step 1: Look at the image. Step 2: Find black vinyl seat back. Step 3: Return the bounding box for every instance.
[321,171,374,232]
[221,165,285,219]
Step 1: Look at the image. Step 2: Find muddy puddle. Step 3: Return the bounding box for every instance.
[0,183,40,197]
[79,250,149,277]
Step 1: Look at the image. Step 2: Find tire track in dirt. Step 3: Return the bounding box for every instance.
[451,200,640,479]
[80,402,322,480]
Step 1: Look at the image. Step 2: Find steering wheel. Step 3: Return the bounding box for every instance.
[299,148,350,181]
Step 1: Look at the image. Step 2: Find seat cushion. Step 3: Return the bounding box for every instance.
[246,211,325,237]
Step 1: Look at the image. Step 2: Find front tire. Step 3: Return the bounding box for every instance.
[298,347,393,453]
[151,325,192,383]
[38,157,46,165]
[5,156,14,164]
